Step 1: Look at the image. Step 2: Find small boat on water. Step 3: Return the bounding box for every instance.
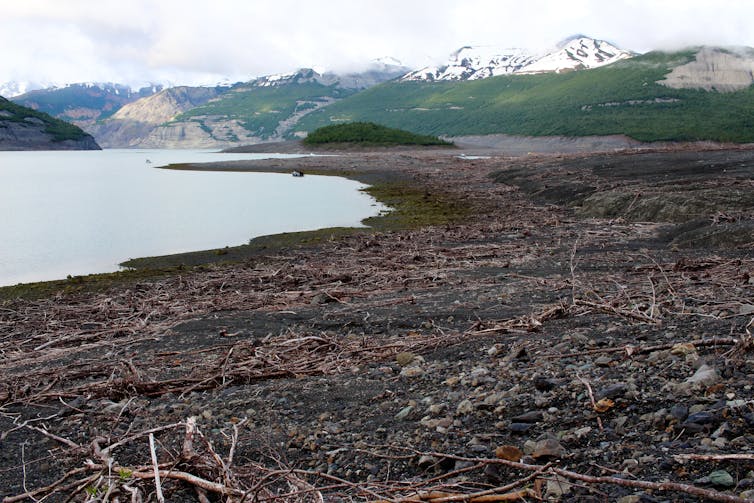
[145,159,152,164]
[292,170,304,177]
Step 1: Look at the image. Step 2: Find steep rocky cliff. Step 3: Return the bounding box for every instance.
[659,47,754,92]
[88,86,224,148]
[0,97,100,150]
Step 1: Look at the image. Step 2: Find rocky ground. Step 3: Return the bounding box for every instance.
[1,146,753,502]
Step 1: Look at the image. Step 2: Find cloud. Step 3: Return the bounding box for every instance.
[2,0,754,88]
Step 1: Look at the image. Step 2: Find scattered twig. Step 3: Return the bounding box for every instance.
[148,433,165,503]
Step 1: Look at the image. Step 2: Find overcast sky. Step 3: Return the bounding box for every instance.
[2,0,753,89]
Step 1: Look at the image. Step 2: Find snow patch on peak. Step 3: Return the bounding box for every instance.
[402,36,635,82]
[373,56,403,68]
[520,37,634,74]
[402,45,537,81]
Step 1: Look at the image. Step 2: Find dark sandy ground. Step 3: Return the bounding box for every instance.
[1,143,753,502]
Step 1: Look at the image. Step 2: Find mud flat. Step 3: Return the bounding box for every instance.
[1,145,753,502]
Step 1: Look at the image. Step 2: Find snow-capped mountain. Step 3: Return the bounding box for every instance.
[402,47,538,81]
[519,36,635,74]
[253,59,409,89]
[402,36,634,82]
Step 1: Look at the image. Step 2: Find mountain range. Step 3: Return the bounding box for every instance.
[4,36,754,149]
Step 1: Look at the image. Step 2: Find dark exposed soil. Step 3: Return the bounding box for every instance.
[1,145,753,502]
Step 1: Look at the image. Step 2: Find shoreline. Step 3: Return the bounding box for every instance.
[0,151,469,299]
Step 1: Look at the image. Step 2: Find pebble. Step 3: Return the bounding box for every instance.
[511,411,544,423]
[400,366,425,378]
[670,404,688,421]
[671,342,697,356]
[533,376,557,391]
[708,469,735,487]
[494,445,523,462]
[545,475,572,497]
[417,455,437,469]
[395,352,416,366]
[456,399,474,415]
[508,423,533,434]
[686,364,720,386]
[395,406,414,421]
[531,437,565,459]
[595,356,613,367]
[685,411,716,425]
[596,383,628,400]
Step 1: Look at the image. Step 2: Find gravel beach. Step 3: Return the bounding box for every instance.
[1,144,753,502]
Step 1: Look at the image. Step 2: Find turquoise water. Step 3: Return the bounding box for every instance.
[0,149,383,285]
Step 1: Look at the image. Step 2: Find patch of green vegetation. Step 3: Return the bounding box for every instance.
[294,50,754,143]
[0,266,188,302]
[0,96,89,141]
[303,122,452,146]
[173,82,356,140]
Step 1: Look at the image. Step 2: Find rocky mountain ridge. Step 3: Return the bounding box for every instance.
[12,83,164,132]
[89,61,410,148]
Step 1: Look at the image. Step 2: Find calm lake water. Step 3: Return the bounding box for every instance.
[0,149,384,286]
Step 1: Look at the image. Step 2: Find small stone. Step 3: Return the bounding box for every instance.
[508,423,533,434]
[523,440,537,455]
[740,490,754,500]
[622,459,640,473]
[617,496,642,503]
[533,376,556,391]
[595,356,613,367]
[574,426,593,438]
[395,406,414,421]
[686,364,720,386]
[494,445,523,462]
[487,343,504,356]
[417,455,438,469]
[400,366,425,378]
[708,470,735,487]
[670,404,689,421]
[596,383,628,400]
[456,400,474,415]
[671,343,697,356]
[310,293,333,305]
[428,404,445,415]
[686,411,717,425]
[532,438,565,459]
[511,411,544,423]
[739,304,754,316]
[545,475,572,497]
[201,410,213,420]
[395,352,416,366]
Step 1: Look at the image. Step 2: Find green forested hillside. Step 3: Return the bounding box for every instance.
[171,82,356,139]
[303,122,452,146]
[294,51,754,143]
[0,96,91,142]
